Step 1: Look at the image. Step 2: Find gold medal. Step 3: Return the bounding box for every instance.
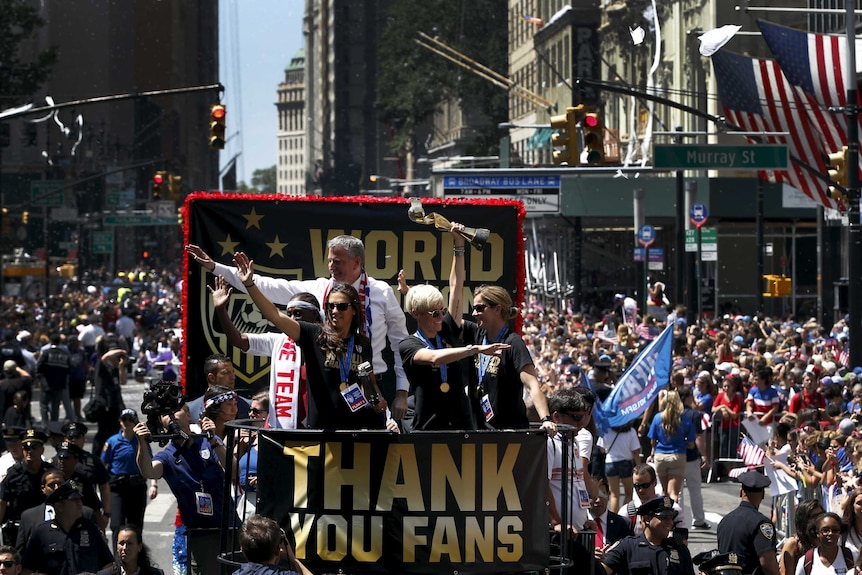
[440,382,450,393]
[340,382,348,391]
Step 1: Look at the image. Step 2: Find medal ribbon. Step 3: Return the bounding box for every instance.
[415,331,447,383]
[338,335,355,384]
[478,326,508,385]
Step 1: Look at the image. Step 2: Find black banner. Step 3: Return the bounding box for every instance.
[182,194,525,399]
[255,429,549,574]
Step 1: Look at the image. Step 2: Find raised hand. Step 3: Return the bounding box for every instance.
[233,252,255,285]
[208,275,232,309]
[186,244,216,271]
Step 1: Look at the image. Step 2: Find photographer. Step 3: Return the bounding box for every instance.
[134,391,234,574]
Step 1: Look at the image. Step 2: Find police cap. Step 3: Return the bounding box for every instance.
[736,471,770,492]
[636,496,678,517]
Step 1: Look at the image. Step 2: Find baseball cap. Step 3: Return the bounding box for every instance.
[2,360,17,373]
[120,408,138,421]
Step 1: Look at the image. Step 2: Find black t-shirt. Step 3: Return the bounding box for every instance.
[460,320,534,430]
[0,461,55,520]
[399,312,474,431]
[37,346,71,390]
[298,322,385,430]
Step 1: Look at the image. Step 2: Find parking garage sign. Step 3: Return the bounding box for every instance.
[443,175,560,214]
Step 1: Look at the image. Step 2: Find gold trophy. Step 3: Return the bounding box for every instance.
[408,198,489,251]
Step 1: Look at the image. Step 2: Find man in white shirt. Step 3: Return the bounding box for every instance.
[187,235,411,419]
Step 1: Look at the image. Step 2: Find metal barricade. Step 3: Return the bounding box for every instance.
[707,411,744,482]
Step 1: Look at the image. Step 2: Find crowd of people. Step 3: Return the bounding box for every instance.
[5,234,862,575]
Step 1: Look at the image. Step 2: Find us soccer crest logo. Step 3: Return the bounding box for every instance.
[199,262,296,390]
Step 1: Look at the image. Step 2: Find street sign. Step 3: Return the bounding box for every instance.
[685,228,717,252]
[633,247,664,270]
[637,224,656,248]
[442,175,561,214]
[31,180,65,207]
[690,202,708,229]
[654,144,788,170]
[92,231,113,254]
[103,214,178,225]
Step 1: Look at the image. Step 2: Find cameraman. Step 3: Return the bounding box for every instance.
[134,394,235,575]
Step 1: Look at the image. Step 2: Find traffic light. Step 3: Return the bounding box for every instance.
[153,171,166,199]
[827,146,848,203]
[550,106,580,165]
[209,104,226,149]
[21,211,28,224]
[177,207,184,226]
[583,107,604,165]
[168,174,182,200]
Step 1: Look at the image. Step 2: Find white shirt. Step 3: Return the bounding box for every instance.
[548,434,589,530]
[598,428,641,463]
[214,263,410,391]
[795,548,850,575]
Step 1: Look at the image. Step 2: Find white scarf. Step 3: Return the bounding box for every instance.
[269,336,303,429]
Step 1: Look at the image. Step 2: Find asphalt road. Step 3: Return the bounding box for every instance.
[34,381,755,573]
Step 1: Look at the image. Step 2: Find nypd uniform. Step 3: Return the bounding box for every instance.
[716,472,776,575]
[602,497,694,575]
[694,550,744,575]
[20,481,113,575]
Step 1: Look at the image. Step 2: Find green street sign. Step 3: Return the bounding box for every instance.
[92,231,113,254]
[654,144,788,170]
[30,180,65,207]
[685,228,717,244]
[103,215,178,225]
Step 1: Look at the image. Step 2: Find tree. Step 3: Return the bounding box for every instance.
[236,166,276,194]
[377,0,508,161]
[0,0,57,109]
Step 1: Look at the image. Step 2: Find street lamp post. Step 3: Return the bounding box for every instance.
[845,2,862,368]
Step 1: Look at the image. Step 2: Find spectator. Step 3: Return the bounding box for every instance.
[3,392,33,432]
[777,499,824,575]
[678,386,709,529]
[712,374,743,470]
[0,545,20,575]
[90,335,128,455]
[589,474,634,573]
[65,337,88,422]
[597,423,641,513]
[647,390,695,503]
[98,523,165,575]
[235,515,310,575]
[202,386,239,441]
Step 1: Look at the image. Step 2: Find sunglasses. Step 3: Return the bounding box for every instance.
[249,407,268,416]
[327,302,351,312]
[0,560,14,568]
[427,308,446,319]
[472,303,497,313]
[563,411,586,422]
[633,481,654,490]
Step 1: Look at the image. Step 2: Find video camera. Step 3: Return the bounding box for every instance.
[141,380,186,443]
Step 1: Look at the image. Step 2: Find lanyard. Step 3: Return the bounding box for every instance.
[478,326,507,384]
[415,331,447,383]
[338,335,355,384]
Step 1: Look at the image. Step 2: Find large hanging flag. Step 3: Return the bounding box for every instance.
[596,323,673,430]
[580,369,608,434]
[756,19,862,158]
[711,49,839,210]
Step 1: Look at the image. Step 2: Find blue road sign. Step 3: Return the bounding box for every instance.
[690,203,709,228]
[637,224,656,247]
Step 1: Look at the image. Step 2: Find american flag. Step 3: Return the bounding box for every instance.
[738,435,766,467]
[757,19,861,161]
[711,50,840,210]
[839,348,850,368]
[521,14,544,27]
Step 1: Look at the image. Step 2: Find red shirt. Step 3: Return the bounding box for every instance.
[713,392,742,429]
[788,389,826,414]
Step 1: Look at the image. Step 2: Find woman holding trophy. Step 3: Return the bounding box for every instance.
[399,223,511,431]
[408,200,556,433]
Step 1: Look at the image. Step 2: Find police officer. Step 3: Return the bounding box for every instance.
[0,429,55,545]
[693,550,744,575]
[600,496,694,575]
[716,471,779,575]
[59,420,111,529]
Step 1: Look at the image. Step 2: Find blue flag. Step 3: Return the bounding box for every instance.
[594,323,674,432]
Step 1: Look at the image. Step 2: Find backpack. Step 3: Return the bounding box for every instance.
[802,546,854,575]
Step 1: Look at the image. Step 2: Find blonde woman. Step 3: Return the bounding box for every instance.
[646,390,695,502]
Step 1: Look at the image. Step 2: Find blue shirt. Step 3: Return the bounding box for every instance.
[648,412,695,454]
[101,432,142,476]
[154,437,230,529]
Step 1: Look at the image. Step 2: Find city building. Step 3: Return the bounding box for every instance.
[276,49,307,196]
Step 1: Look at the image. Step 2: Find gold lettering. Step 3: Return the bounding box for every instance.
[402,517,428,562]
[288,513,316,560]
[364,231,399,277]
[351,516,384,561]
[463,516,495,562]
[282,441,321,507]
[324,443,371,511]
[431,444,476,511]
[400,231,438,281]
[482,444,521,511]
[429,517,462,562]
[317,514,348,560]
[377,444,424,511]
[469,234,504,282]
[496,517,523,561]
